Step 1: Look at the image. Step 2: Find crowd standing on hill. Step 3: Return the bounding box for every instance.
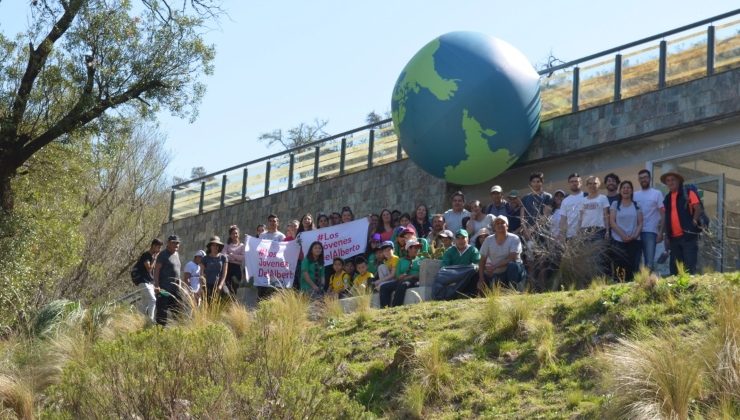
[131,168,705,325]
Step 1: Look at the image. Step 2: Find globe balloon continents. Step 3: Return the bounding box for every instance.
[391,32,541,185]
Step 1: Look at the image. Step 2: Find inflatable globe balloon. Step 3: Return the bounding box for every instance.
[391,32,541,185]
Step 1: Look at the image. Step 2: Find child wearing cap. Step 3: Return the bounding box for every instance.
[375,241,399,289]
[183,250,206,307]
[379,240,425,307]
[328,257,351,297]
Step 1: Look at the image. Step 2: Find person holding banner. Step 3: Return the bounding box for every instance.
[300,241,325,296]
[379,240,425,307]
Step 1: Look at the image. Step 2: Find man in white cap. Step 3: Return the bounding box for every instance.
[478,215,526,291]
[661,167,702,275]
[485,185,508,217]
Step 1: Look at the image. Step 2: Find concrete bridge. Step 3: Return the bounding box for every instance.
[163,12,740,271]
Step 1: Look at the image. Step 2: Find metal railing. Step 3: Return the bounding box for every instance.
[169,10,740,221]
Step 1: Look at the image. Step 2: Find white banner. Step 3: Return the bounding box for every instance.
[244,236,301,287]
[299,218,369,266]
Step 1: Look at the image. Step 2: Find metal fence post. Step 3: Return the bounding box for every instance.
[220,174,227,208]
[313,146,320,182]
[241,167,248,201]
[571,66,580,112]
[264,161,271,197]
[168,189,175,221]
[340,137,347,176]
[658,40,667,88]
[707,25,715,75]
[368,129,375,169]
[614,53,622,101]
[288,153,295,189]
[198,181,206,214]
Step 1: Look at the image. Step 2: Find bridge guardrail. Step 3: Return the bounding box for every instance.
[169,10,739,222]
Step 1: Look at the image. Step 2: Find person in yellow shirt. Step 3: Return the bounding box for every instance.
[375,241,399,290]
[328,257,351,297]
[352,257,375,291]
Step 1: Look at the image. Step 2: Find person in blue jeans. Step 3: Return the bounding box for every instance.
[661,169,702,275]
[633,169,665,271]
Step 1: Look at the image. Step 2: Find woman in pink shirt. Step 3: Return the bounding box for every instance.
[224,225,245,293]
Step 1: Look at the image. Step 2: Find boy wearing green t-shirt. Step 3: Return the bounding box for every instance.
[379,240,425,308]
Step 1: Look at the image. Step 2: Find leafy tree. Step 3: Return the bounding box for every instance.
[0,0,219,212]
[258,118,329,151]
[366,110,383,126]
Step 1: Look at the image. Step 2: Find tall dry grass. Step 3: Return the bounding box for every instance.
[705,286,740,415]
[606,333,704,420]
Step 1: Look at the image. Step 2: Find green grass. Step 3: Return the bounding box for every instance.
[0,273,736,418]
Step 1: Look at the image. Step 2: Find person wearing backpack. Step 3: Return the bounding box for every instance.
[661,169,703,275]
[132,238,163,322]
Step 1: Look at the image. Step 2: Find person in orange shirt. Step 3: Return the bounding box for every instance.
[661,169,702,275]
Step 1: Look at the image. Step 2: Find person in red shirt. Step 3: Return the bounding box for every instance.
[661,169,702,275]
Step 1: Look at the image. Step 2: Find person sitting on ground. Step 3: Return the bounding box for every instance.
[485,185,509,217]
[466,199,494,245]
[411,204,432,238]
[259,214,286,242]
[200,236,229,302]
[478,216,526,291]
[431,229,454,259]
[300,241,325,296]
[443,191,471,232]
[379,240,425,308]
[442,229,481,267]
[183,250,206,307]
[328,257,351,298]
[353,257,374,291]
[375,241,399,289]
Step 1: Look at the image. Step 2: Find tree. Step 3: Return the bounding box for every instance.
[258,118,329,151]
[366,110,383,126]
[0,0,219,212]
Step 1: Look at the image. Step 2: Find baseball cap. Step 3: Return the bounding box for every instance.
[167,234,181,243]
[554,189,566,197]
[405,239,421,250]
[400,227,416,237]
[455,229,469,238]
[194,250,206,258]
[380,241,395,249]
[507,190,519,198]
[493,215,509,225]
[490,185,503,193]
[371,233,382,242]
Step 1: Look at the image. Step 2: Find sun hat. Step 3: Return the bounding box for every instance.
[207,236,224,249]
[659,163,684,184]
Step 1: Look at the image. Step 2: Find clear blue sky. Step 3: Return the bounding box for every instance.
[1,1,737,180]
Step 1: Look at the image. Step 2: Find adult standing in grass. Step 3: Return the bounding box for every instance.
[200,236,228,302]
[300,241,325,297]
[295,213,315,290]
[579,176,611,278]
[559,173,586,241]
[661,169,702,275]
[224,225,245,294]
[153,235,183,326]
[478,216,526,291]
[634,169,665,271]
[610,181,644,282]
[133,238,163,322]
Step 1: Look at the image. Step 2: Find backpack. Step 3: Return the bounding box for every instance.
[683,184,710,229]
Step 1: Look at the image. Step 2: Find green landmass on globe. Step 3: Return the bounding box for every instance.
[391,32,541,185]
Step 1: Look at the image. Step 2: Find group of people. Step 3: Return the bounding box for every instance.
[131,167,705,325]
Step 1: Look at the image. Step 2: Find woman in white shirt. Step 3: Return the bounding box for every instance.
[579,176,610,240]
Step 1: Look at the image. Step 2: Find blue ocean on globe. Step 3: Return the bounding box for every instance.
[391,31,541,185]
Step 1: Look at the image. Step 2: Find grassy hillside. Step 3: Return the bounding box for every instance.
[0,270,738,419]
